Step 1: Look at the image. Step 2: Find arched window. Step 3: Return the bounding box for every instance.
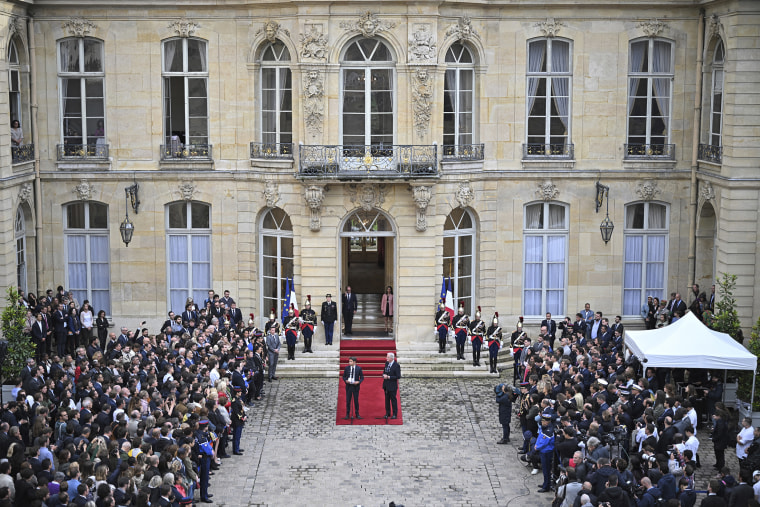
[710,40,724,148]
[65,201,111,315]
[260,41,292,154]
[162,38,209,152]
[443,43,474,156]
[15,207,26,293]
[260,207,293,320]
[622,202,669,316]
[526,38,572,156]
[167,201,211,314]
[627,38,674,155]
[58,38,105,148]
[523,202,568,316]
[443,208,476,314]
[341,38,394,146]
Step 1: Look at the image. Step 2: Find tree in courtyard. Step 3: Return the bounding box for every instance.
[711,272,742,343]
[0,287,36,383]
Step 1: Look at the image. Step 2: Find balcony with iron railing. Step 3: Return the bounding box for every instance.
[160,143,213,160]
[298,144,438,180]
[698,143,722,165]
[624,143,675,160]
[441,143,484,161]
[57,143,110,161]
[522,143,575,159]
[11,144,34,165]
[250,142,294,160]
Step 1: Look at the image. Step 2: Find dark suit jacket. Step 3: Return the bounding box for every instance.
[230,308,243,326]
[342,364,364,387]
[728,483,754,507]
[701,494,727,507]
[540,319,557,338]
[342,293,357,316]
[321,301,337,323]
[382,361,401,392]
[52,309,67,334]
[31,320,46,343]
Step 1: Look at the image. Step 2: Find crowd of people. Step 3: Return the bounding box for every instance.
[499,293,760,507]
[6,286,275,507]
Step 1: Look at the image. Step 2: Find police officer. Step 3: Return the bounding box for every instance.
[451,302,470,361]
[193,418,213,503]
[230,385,246,455]
[469,306,485,366]
[486,312,502,374]
[300,296,317,353]
[434,302,450,354]
[321,294,338,345]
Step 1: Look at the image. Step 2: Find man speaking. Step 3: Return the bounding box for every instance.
[342,356,364,419]
[383,352,401,419]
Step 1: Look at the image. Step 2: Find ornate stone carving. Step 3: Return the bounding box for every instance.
[178,182,196,201]
[62,17,96,38]
[411,184,433,232]
[299,25,328,61]
[8,17,23,39]
[412,68,433,139]
[168,18,199,38]
[455,182,474,209]
[707,15,723,39]
[73,179,95,201]
[535,18,565,38]
[536,180,559,201]
[348,183,387,212]
[409,26,436,62]
[638,19,668,38]
[18,182,33,205]
[446,16,478,42]
[700,181,716,202]
[340,11,396,38]
[303,69,325,136]
[303,185,326,232]
[263,181,280,208]
[257,20,289,43]
[635,180,661,201]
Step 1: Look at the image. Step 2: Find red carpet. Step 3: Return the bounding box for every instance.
[336,339,403,425]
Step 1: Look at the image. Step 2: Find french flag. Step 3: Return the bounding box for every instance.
[445,277,455,320]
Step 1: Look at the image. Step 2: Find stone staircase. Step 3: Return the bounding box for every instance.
[273,349,340,378]
[397,337,515,378]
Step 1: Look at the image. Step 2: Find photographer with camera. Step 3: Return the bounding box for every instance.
[554,467,583,507]
[634,476,663,507]
[587,457,616,496]
[495,383,516,444]
[597,473,632,506]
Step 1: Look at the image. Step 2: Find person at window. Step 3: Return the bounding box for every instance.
[93,120,104,138]
[10,120,23,147]
[381,286,393,335]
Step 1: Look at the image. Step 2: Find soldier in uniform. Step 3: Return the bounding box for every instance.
[264,310,278,334]
[434,302,451,354]
[283,306,299,360]
[300,296,317,353]
[511,318,527,383]
[486,312,503,374]
[469,306,485,366]
[193,418,213,503]
[230,386,246,455]
[451,302,470,361]
[321,294,338,345]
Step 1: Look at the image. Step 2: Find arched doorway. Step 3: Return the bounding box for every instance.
[340,208,396,337]
[696,201,717,290]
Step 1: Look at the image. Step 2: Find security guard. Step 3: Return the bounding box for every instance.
[300,296,317,353]
[230,385,246,455]
[486,312,502,374]
[469,306,485,366]
[320,294,338,345]
[434,302,451,354]
[451,302,470,361]
[193,418,213,503]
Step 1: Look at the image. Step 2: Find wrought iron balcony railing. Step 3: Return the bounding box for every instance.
[160,143,213,160]
[523,143,574,159]
[698,143,722,164]
[57,143,110,161]
[299,144,438,179]
[250,142,294,160]
[11,144,34,164]
[442,143,484,161]
[624,143,675,160]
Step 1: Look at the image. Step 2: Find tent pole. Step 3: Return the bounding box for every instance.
[751,370,756,416]
[724,370,727,405]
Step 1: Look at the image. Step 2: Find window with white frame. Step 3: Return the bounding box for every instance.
[627,38,673,149]
[523,202,568,316]
[163,38,209,147]
[710,40,724,147]
[443,208,476,314]
[260,207,293,321]
[622,202,668,316]
[341,38,394,146]
[526,38,571,154]
[8,39,24,135]
[65,201,111,314]
[15,207,26,293]
[443,43,474,155]
[260,41,292,152]
[167,201,211,315]
[59,38,105,147]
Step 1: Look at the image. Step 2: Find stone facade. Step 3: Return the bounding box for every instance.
[0,1,758,343]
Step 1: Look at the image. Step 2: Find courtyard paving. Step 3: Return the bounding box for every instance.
[208,377,739,507]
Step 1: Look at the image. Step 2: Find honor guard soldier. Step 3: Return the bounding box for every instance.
[469,306,485,366]
[264,309,278,334]
[300,296,317,353]
[451,302,470,361]
[434,301,451,354]
[511,317,527,383]
[283,305,299,360]
[486,312,503,374]
[321,294,338,345]
[230,385,246,455]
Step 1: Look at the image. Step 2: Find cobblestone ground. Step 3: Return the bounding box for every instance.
[209,378,740,507]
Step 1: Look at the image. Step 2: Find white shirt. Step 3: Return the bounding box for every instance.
[684,435,700,456]
[737,426,755,458]
[753,480,760,501]
[686,408,698,435]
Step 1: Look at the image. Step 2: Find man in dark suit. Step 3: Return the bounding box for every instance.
[382,353,401,419]
[672,293,687,316]
[229,302,243,327]
[31,313,47,362]
[540,312,557,348]
[321,294,337,345]
[701,479,727,506]
[712,411,729,470]
[52,303,68,358]
[181,304,197,327]
[728,470,755,506]
[342,357,364,419]
[342,286,357,336]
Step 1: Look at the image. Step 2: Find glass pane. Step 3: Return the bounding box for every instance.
[625,204,645,229]
[60,40,80,72]
[443,236,454,257]
[89,202,108,229]
[169,235,188,262]
[552,40,570,72]
[164,39,183,72]
[67,203,85,229]
[652,40,672,73]
[458,235,473,256]
[83,39,103,72]
[89,235,109,264]
[343,69,364,91]
[191,203,210,229]
[371,41,391,61]
[460,210,473,229]
[525,203,544,229]
[281,237,293,258]
[371,69,391,91]
[343,92,365,113]
[187,39,207,72]
[169,202,188,229]
[343,42,364,62]
[263,235,277,257]
[459,254,473,277]
[188,78,207,98]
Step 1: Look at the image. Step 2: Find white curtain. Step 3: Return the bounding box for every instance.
[623,235,643,315]
[548,204,565,229]
[278,68,291,142]
[551,42,570,131]
[525,204,542,229]
[168,235,189,314]
[164,40,177,72]
[523,235,543,315]
[89,235,111,315]
[648,204,667,228]
[646,235,666,297]
[628,42,647,114]
[198,41,207,72]
[652,41,672,136]
[67,234,87,305]
[527,41,546,116]
[546,235,566,315]
[191,235,211,304]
